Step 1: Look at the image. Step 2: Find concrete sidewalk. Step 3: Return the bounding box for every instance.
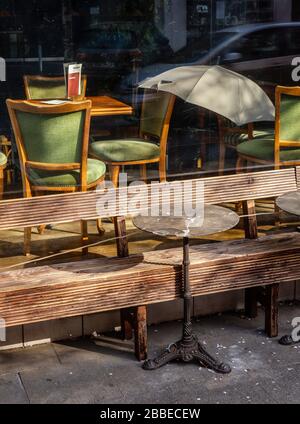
[0,303,299,404]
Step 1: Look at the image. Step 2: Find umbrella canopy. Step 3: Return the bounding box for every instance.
[139,65,275,126]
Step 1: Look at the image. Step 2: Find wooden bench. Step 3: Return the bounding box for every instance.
[0,167,299,360]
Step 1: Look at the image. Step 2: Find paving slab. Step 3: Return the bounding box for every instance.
[19,364,124,404]
[0,344,60,377]
[0,373,29,404]
[0,304,299,404]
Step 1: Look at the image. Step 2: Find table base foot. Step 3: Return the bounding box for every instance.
[143,335,231,374]
[279,335,300,346]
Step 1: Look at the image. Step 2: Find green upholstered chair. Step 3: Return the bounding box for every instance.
[0,150,7,200]
[6,99,106,256]
[237,86,300,170]
[23,75,87,100]
[90,90,176,186]
[0,134,12,186]
[217,114,274,174]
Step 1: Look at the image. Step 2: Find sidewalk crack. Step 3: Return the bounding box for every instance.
[17,372,30,404]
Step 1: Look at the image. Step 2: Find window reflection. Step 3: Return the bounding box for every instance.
[0,0,299,200]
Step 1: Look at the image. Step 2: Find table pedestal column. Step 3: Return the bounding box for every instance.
[143,237,231,374]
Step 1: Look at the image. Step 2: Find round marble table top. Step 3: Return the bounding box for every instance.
[276,191,300,217]
[132,204,240,238]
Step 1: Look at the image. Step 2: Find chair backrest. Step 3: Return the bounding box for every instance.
[23,75,87,100]
[6,100,91,193]
[276,86,300,142]
[140,90,175,141]
[275,86,300,165]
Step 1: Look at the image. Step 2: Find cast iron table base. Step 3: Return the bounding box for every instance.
[143,237,231,374]
[279,335,300,346]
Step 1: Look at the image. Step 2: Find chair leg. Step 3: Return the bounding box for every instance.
[0,168,4,200]
[200,141,206,169]
[110,165,121,188]
[236,156,245,174]
[24,227,31,256]
[140,164,147,183]
[96,166,121,235]
[37,225,46,235]
[6,169,12,186]
[81,220,88,255]
[265,284,279,338]
[96,219,105,236]
[159,158,167,183]
[219,144,226,176]
[134,305,147,361]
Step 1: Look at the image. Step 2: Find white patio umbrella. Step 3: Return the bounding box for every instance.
[139,65,275,126]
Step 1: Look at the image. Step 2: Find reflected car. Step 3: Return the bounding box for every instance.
[120,22,300,100]
[75,24,173,93]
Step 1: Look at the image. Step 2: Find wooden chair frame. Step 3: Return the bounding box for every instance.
[90,93,175,246]
[0,135,12,185]
[237,86,300,171]
[91,93,176,187]
[6,99,104,255]
[23,75,87,100]
[217,114,254,174]
[0,161,6,200]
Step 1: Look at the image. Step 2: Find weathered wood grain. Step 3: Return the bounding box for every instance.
[0,168,297,230]
[0,232,299,328]
[295,166,300,190]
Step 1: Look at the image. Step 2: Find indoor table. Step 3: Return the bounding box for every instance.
[87,96,133,117]
[33,96,133,117]
[133,204,239,373]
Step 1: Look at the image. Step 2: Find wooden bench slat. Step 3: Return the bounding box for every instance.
[0,168,297,230]
[0,232,299,290]
[1,232,300,328]
[295,166,300,189]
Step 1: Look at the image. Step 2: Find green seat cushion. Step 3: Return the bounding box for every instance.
[224,128,274,147]
[27,158,106,188]
[0,152,7,167]
[90,139,160,163]
[237,138,300,162]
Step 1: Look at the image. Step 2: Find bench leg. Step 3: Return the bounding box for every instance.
[116,221,132,340]
[114,217,147,360]
[120,306,148,360]
[113,216,129,257]
[120,306,148,361]
[134,305,147,361]
[243,200,258,318]
[245,288,258,318]
[121,308,134,340]
[242,200,258,239]
[265,284,279,338]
